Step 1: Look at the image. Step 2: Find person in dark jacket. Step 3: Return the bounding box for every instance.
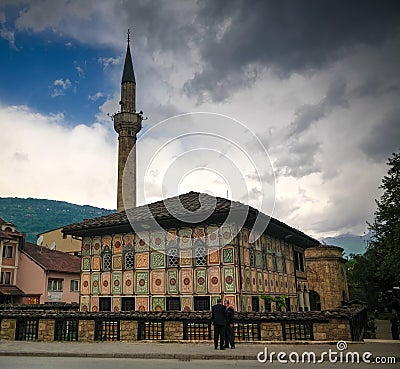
[224,299,235,348]
[212,298,227,349]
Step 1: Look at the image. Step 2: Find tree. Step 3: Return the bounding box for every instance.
[368,151,400,294]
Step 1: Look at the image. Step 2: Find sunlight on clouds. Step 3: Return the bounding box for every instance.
[0,104,116,209]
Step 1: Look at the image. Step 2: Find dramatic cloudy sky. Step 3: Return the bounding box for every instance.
[0,0,399,240]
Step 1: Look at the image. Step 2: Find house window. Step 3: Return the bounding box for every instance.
[124,251,134,269]
[48,279,63,292]
[70,280,79,292]
[272,253,278,271]
[99,297,111,312]
[167,248,179,267]
[102,253,112,271]
[166,297,181,311]
[294,251,305,272]
[121,297,135,311]
[194,296,210,311]
[0,271,11,284]
[251,296,260,312]
[249,245,255,267]
[195,246,207,266]
[2,245,13,258]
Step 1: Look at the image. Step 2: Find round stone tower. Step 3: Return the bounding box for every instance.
[305,245,349,310]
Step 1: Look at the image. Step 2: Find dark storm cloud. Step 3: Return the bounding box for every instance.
[287,78,348,137]
[360,109,400,161]
[185,0,400,102]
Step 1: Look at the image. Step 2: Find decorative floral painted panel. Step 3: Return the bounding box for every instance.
[180,269,193,294]
[152,296,165,311]
[91,296,98,312]
[113,235,123,254]
[136,271,149,294]
[195,268,207,294]
[91,272,100,295]
[151,270,165,294]
[135,252,149,269]
[151,252,165,268]
[112,271,122,294]
[223,267,236,293]
[167,269,179,294]
[136,296,149,312]
[208,267,221,293]
[123,270,134,294]
[101,272,111,295]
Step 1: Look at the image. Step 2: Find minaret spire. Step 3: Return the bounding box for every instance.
[113,30,142,212]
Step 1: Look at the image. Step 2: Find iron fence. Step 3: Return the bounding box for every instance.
[183,319,211,340]
[54,319,78,341]
[15,318,38,341]
[234,321,261,341]
[282,321,313,340]
[94,319,120,341]
[138,320,164,340]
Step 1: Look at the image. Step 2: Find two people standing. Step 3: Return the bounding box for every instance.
[211,298,235,350]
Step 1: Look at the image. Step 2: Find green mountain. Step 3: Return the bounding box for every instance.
[320,232,373,256]
[0,197,114,243]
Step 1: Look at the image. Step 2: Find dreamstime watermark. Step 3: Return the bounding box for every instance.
[257,341,397,364]
[122,112,276,254]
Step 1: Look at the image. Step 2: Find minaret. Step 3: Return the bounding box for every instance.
[113,30,142,212]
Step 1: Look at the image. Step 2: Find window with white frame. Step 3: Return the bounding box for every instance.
[48,278,63,292]
[2,245,13,258]
[70,280,79,292]
[0,271,11,284]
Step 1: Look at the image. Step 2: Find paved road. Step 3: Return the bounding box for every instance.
[0,357,398,369]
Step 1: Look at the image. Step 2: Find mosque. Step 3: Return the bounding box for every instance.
[63,35,348,314]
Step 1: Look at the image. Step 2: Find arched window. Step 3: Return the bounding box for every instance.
[249,245,255,267]
[166,240,178,268]
[123,244,134,269]
[102,246,111,271]
[194,240,207,266]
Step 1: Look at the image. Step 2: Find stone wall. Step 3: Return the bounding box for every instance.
[0,304,366,342]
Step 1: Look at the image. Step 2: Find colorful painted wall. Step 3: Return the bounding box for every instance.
[79,223,299,312]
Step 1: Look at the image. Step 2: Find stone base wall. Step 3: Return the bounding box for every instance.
[0,319,16,340]
[313,319,352,341]
[0,305,366,342]
[120,320,138,341]
[261,322,283,340]
[38,319,54,341]
[78,320,95,341]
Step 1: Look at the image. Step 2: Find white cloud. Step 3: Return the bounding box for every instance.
[51,78,72,97]
[88,92,104,101]
[0,104,117,209]
[98,56,122,69]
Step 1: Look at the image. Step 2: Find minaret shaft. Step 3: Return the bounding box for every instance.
[114,36,141,212]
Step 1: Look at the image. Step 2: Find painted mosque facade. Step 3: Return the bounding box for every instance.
[63,36,347,313]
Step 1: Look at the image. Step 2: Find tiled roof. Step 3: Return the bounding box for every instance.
[22,242,80,274]
[63,191,245,232]
[63,191,319,246]
[0,285,25,296]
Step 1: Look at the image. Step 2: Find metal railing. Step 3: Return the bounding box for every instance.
[183,319,211,340]
[138,320,164,340]
[54,319,78,341]
[94,320,120,341]
[15,318,38,341]
[282,321,313,340]
[234,321,261,341]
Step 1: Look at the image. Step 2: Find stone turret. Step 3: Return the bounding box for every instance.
[113,31,142,212]
[305,245,349,310]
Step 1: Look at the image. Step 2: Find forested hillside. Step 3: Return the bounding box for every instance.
[0,197,114,242]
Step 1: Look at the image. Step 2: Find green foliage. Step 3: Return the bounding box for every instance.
[368,151,400,291]
[0,197,114,242]
[260,294,288,310]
